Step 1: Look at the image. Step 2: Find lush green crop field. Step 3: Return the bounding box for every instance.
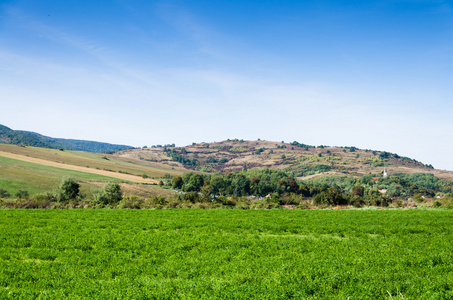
[1,209,452,299]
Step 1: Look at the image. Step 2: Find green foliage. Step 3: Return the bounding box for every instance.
[94,183,122,205]
[171,176,183,189]
[290,141,314,149]
[229,147,248,153]
[58,178,80,202]
[15,190,29,199]
[0,188,10,198]
[379,151,391,159]
[351,185,365,197]
[2,210,453,298]
[218,158,229,164]
[313,188,348,205]
[188,173,204,191]
[0,124,131,153]
[285,164,331,177]
[165,149,198,166]
[254,147,264,155]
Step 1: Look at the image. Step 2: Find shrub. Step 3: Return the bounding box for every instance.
[58,178,80,202]
[216,196,237,207]
[313,188,348,206]
[365,195,392,207]
[94,183,123,205]
[178,191,199,203]
[250,199,280,209]
[171,176,183,189]
[148,196,168,208]
[350,195,365,207]
[0,188,10,198]
[351,186,365,197]
[15,190,29,199]
[16,198,53,209]
[35,191,58,202]
[118,196,144,209]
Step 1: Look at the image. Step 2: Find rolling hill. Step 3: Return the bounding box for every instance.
[1,124,453,191]
[0,143,184,198]
[1,134,453,202]
[0,124,131,153]
[113,139,453,181]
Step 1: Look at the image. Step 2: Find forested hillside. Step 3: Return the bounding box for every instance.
[0,124,131,153]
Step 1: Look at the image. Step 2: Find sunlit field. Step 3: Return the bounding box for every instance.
[1,209,452,299]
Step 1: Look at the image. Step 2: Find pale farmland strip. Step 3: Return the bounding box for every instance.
[0,151,159,184]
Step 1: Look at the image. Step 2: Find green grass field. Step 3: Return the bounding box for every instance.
[0,156,177,200]
[0,144,184,178]
[0,155,124,196]
[1,209,452,299]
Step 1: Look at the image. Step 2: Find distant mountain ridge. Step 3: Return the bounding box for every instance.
[0,124,131,153]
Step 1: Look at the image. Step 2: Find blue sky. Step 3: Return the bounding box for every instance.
[1,0,452,170]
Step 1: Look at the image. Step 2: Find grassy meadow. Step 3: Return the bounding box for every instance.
[0,155,176,200]
[0,155,124,196]
[1,209,452,299]
[0,144,184,179]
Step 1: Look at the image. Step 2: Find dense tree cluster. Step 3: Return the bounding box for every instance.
[165,149,199,166]
[167,169,453,208]
[290,141,315,149]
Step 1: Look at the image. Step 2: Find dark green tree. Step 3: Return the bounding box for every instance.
[351,186,365,197]
[58,178,80,201]
[188,173,204,191]
[210,175,225,195]
[171,176,183,189]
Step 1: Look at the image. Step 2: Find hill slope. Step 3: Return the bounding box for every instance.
[0,144,182,198]
[0,124,131,153]
[113,139,453,181]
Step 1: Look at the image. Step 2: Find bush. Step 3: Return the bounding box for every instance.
[351,186,365,197]
[0,188,10,198]
[313,188,348,206]
[148,196,168,208]
[15,190,29,199]
[58,178,80,202]
[94,183,122,205]
[350,195,365,208]
[364,195,392,207]
[250,199,280,209]
[118,196,144,209]
[179,191,199,203]
[215,196,243,207]
[171,176,183,189]
[35,191,58,202]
